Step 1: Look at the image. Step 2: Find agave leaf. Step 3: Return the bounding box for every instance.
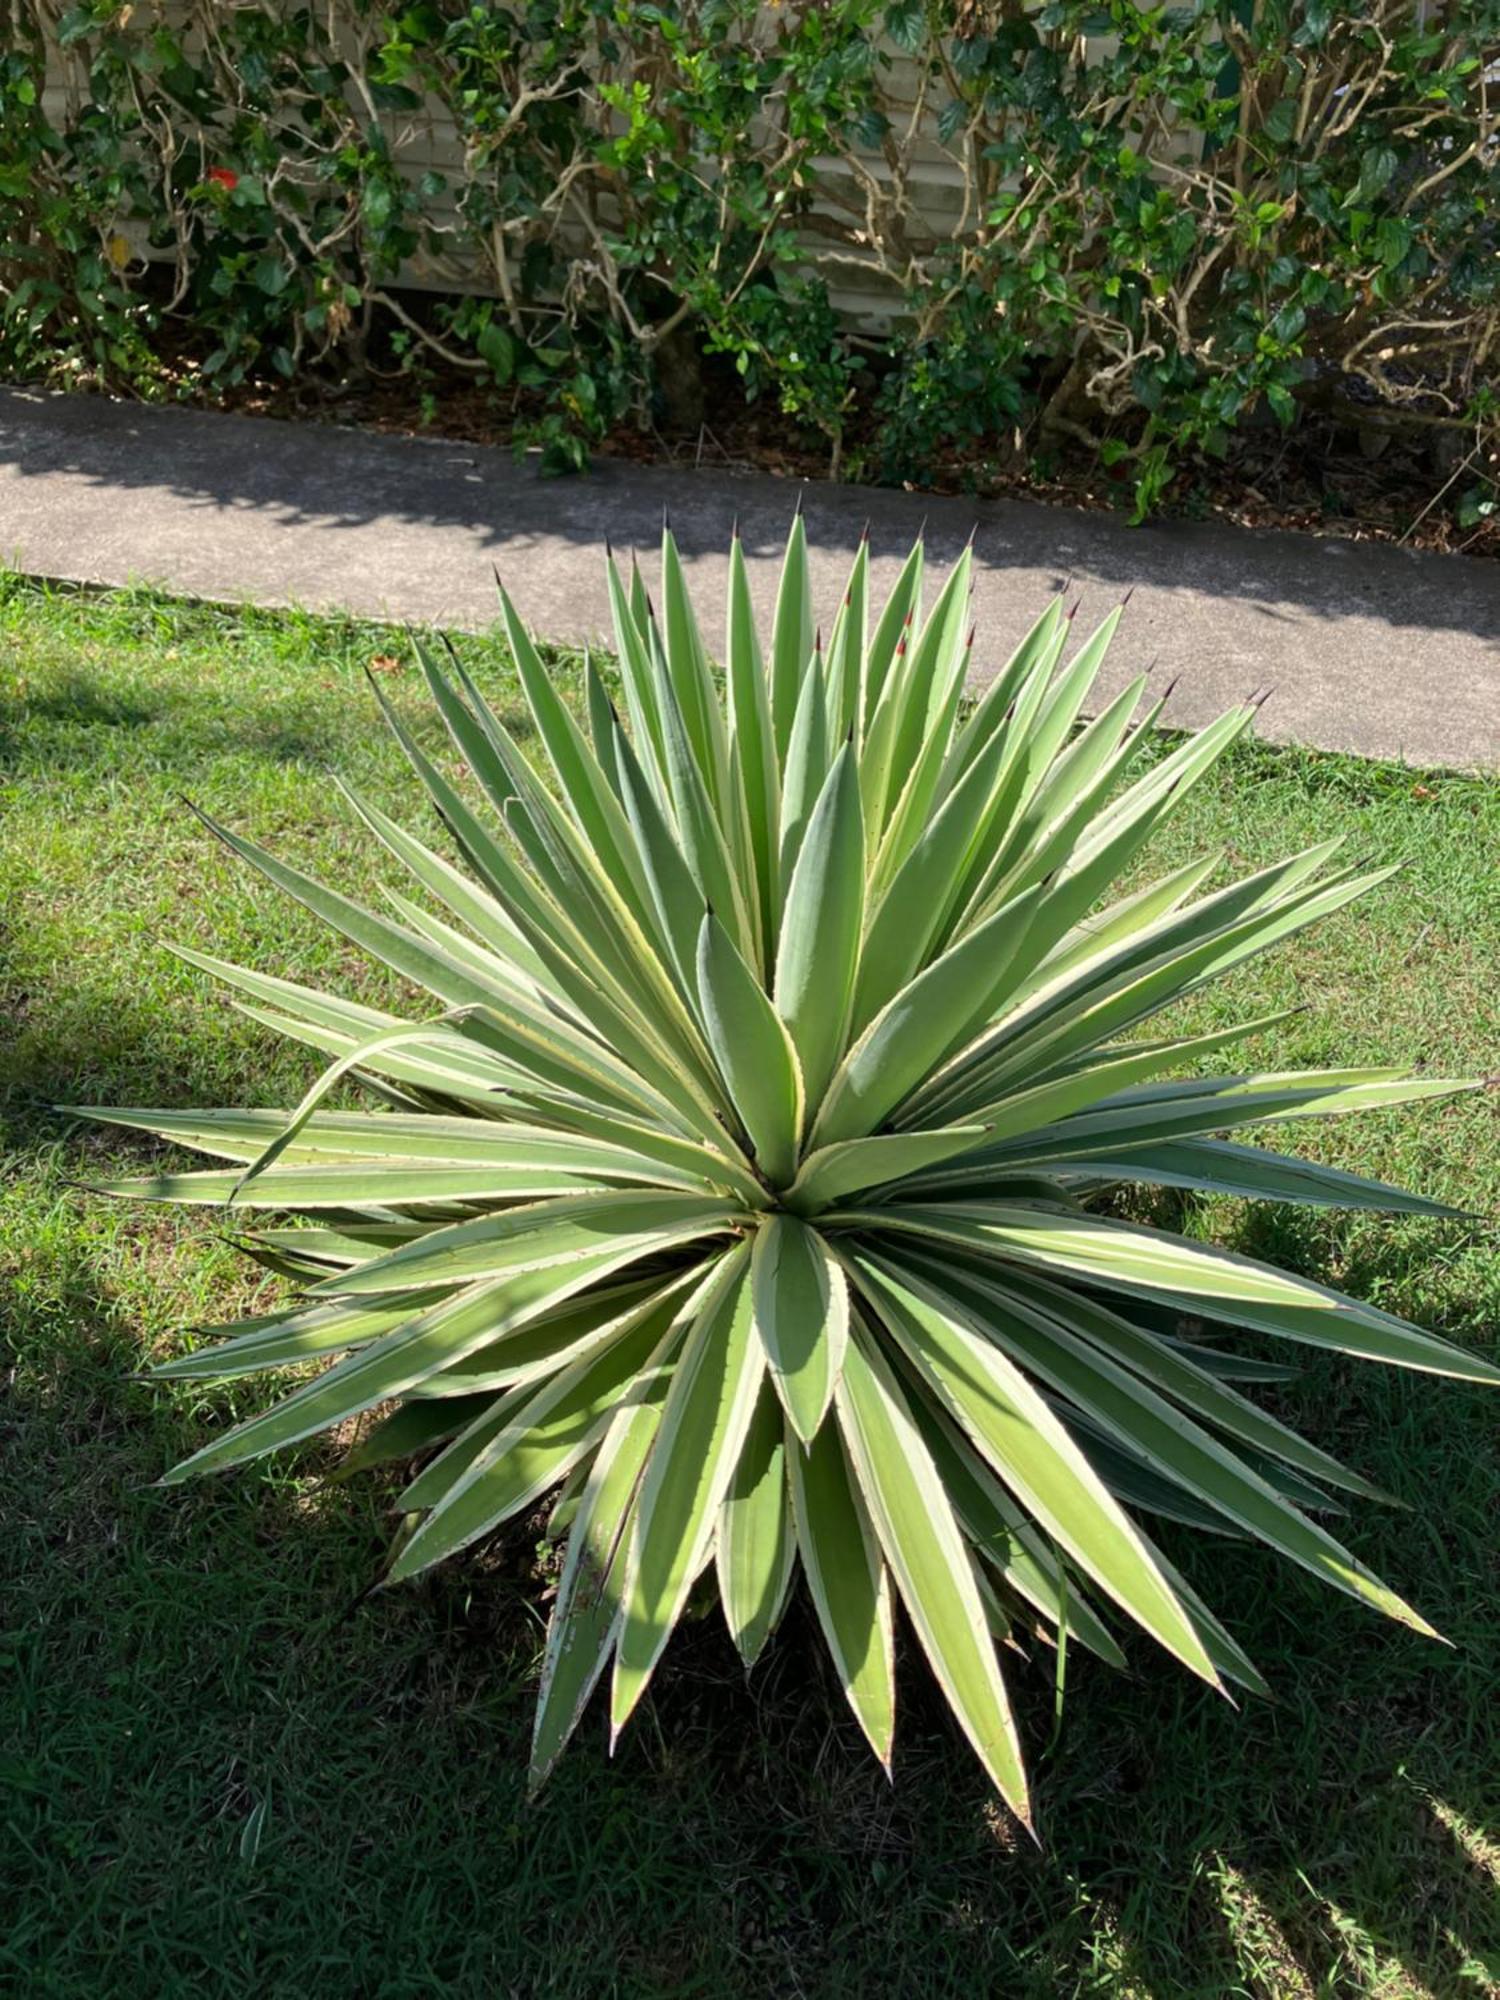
[185,806,517,1018]
[1067,704,1257,883]
[697,910,804,1189]
[773,744,865,1111]
[963,841,1343,1087]
[167,942,403,1042]
[1021,667,1149,838]
[914,855,1389,1123]
[220,1013,513,1201]
[770,509,813,766]
[1143,1540,1271,1700]
[609,699,721,1003]
[659,525,732,816]
[336,1394,496,1478]
[496,1094,766,1210]
[1164,1338,1301,1385]
[857,1202,1500,1384]
[1221,1444,1346,1518]
[605,551,668,786]
[974,675,1152,920]
[717,1380,797,1668]
[147,1291,449,1382]
[351,882,520,1005]
[913,1254,1434,1634]
[986,1073,1477,1169]
[414,631,552,829]
[491,585,661,935]
[244,1222,423,1267]
[778,645,832,890]
[529,1358,674,1788]
[654,631,759,967]
[945,595,1066,788]
[867,546,972,841]
[783,1125,992,1215]
[406,645,663,1025]
[584,652,623,792]
[1030,605,1124,759]
[1052,1136,1468,1217]
[387,1284,689,1581]
[395,1382,536,1512]
[494,790,735,1130]
[726,528,779,953]
[810,882,1047,1150]
[335,775,539,998]
[869,608,975,890]
[65,1105,489,1165]
[1033,851,1226,996]
[862,535,923,730]
[787,1411,895,1768]
[953,608,1124,913]
[908,1397,1125,1668]
[1058,1405,1247,1535]
[991,1270,1387,1501]
[352,665,554,981]
[903,1021,1323,1164]
[542,1453,593,1542]
[406,1272,695,1399]
[625,552,651,640]
[849,1253,1222,1688]
[197,1001,512,1110]
[162,1266,605,1484]
[436,1003,683,1134]
[612,1244,763,1728]
[836,1318,1031,1823]
[936,619,1070,932]
[750,1213,850,1444]
[395,1285,697,1506]
[854,689,1051,1032]
[825,535,869,738]
[306,1189,740,1297]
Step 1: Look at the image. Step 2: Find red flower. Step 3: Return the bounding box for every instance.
[207,166,238,191]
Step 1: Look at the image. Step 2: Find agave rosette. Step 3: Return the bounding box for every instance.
[77,518,1496,1823]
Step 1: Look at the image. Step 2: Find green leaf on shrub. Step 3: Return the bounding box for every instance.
[476,321,515,384]
[9,0,1497,514]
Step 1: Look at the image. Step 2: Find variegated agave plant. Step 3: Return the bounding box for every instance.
[77,521,1495,1824]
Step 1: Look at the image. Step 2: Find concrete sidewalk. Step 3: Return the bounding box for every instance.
[2,385,1496,770]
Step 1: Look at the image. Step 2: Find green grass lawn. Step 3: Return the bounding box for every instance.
[2,573,1497,2000]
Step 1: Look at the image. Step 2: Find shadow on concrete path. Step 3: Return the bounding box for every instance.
[2,386,1496,769]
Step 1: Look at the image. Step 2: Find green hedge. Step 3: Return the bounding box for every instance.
[5,1,1498,513]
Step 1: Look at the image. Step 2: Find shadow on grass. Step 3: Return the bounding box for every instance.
[0,580,548,787]
[5,1013,1498,1995]
[0,665,509,778]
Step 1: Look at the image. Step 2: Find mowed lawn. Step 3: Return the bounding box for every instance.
[2,573,1497,2000]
